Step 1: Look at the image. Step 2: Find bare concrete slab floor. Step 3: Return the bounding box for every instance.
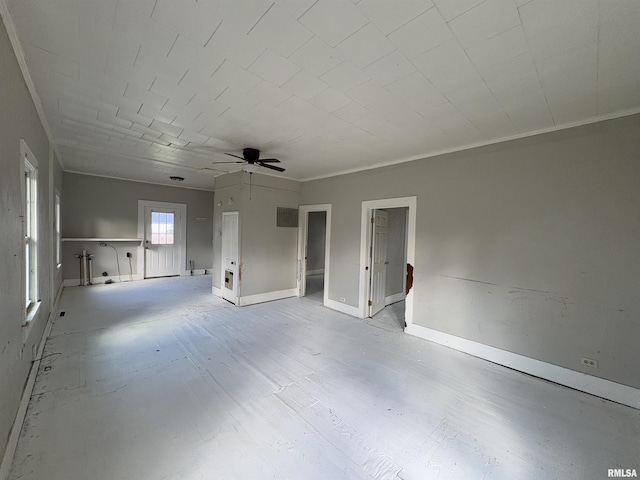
[9,276,639,479]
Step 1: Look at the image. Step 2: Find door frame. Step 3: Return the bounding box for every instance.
[137,200,187,278]
[220,211,240,304]
[297,204,331,307]
[359,197,416,326]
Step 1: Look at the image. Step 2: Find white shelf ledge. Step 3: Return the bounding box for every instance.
[62,238,143,242]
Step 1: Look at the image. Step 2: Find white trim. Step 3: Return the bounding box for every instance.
[406,323,640,410]
[324,298,360,318]
[221,211,240,303]
[0,286,60,480]
[62,238,143,243]
[21,140,39,325]
[297,204,331,309]
[212,285,222,296]
[49,145,56,312]
[237,288,297,306]
[359,197,416,323]
[385,292,405,306]
[137,200,187,279]
[299,108,640,182]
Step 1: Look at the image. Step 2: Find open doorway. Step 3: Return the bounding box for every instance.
[359,197,416,331]
[305,211,326,301]
[297,204,331,306]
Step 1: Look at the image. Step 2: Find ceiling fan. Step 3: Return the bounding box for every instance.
[212,148,285,173]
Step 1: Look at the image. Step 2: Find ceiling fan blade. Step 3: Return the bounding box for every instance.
[258,158,280,163]
[258,162,285,172]
[224,152,245,160]
[211,160,245,164]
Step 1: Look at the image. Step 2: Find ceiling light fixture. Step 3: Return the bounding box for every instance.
[243,164,258,174]
[169,176,184,182]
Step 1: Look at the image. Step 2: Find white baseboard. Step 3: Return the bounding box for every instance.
[237,288,297,306]
[385,292,405,306]
[324,298,361,318]
[306,269,324,276]
[0,288,59,480]
[63,274,144,287]
[405,323,640,410]
[212,285,222,296]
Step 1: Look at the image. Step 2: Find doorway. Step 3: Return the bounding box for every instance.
[297,204,331,306]
[221,211,239,304]
[359,197,416,330]
[138,200,187,279]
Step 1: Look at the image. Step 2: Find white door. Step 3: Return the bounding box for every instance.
[221,211,239,303]
[369,209,388,316]
[144,206,183,278]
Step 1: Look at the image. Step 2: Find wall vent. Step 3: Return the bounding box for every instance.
[276,207,298,228]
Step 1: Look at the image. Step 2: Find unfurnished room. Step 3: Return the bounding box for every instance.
[1,1,639,479]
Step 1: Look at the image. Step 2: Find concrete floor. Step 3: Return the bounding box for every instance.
[9,275,639,479]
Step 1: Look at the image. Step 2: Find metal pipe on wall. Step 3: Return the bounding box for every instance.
[75,250,93,286]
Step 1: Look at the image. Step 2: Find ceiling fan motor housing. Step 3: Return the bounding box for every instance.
[243,148,260,163]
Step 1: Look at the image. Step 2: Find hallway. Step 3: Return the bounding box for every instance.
[9,276,639,479]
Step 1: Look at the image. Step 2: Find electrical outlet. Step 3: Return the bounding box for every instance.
[581,357,598,368]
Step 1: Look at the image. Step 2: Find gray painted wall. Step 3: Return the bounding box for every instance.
[212,172,300,298]
[0,19,59,462]
[384,208,407,298]
[61,173,214,280]
[306,211,326,272]
[53,152,64,291]
[300,114,640,389]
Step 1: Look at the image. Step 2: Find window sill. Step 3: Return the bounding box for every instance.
[23,301,41,342]
[25,300,41,323]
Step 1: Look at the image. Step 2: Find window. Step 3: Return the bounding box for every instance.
[55,190,61,266]
[151,211,175,245]
[22,140,39,321]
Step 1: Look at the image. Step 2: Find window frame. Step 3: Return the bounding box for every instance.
[55,189,61,267]
[21,139,39,324]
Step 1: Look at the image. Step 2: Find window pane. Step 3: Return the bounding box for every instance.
[150,211,175,245]
[25,240,29,306]
[55,194,61,265]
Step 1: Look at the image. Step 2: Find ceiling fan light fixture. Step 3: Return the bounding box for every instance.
[243,164,258,174]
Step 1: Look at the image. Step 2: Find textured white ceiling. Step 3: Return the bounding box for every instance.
[4,0,640,189]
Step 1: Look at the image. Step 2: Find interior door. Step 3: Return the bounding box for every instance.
[221,211,239,303]
[369,209,388,316]
[144,206,183,278]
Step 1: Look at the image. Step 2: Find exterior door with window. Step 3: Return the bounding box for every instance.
[144,206,183,278]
